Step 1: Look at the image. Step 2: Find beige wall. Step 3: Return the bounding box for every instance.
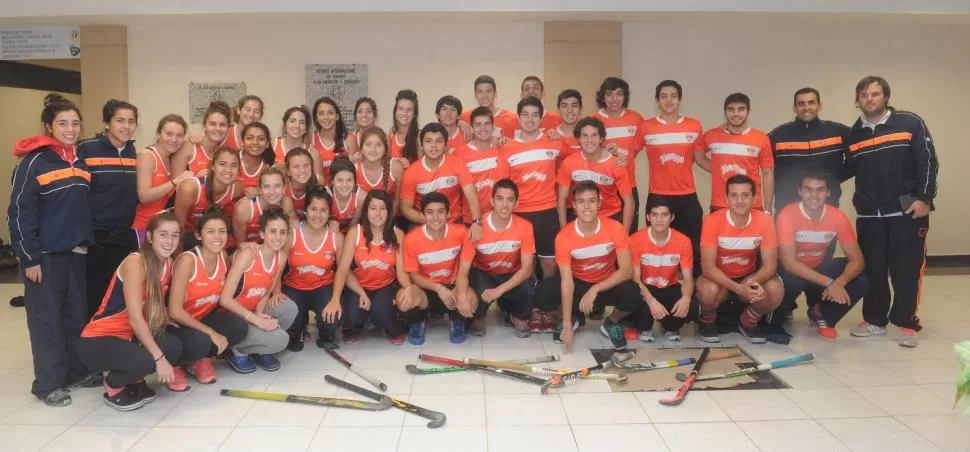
[544,21,621,111]
[623,18,970,255]
[0,88,83,241]
[127,17,544,145]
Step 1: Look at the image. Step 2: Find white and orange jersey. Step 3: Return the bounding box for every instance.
[460,213,535,275]
[446,127,465,153]
[399,155,474,223]
[557,152,633,217]
[351,225,399,291]
[696,127,774,209]
[630,228,693,288]
[591,109,644,186]
[776,203,856,269]
[284,224,338,290]
[181,247,228,320]
[461,108,518,139]
[186,143,212,176]
[450,142,509,224]
[555,217,630,284]
[510,111,562,139]
[700,209,777,278]
[638,115,704,195]
[403,224,466,284]
[501,136,562,213]
[237,159,266,191]
[356,162,396,196]
[232,250,281,312]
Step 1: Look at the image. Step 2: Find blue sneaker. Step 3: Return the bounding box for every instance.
[408,321,426,346]
[449,317,467,344]
[252,354,281,372]
[226,352,257,374]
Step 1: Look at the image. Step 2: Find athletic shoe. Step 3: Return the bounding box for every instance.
[127,380,156,403]
[763,324,792,345]
[501,310,513,328]
[589,307,605,321]
[552,318,580,344]
[449,317,467,344]
[389,334,406,345]
[528,310,543,333]
[165,367,191,392]
[623,328,639,341]
[187,358,218,384]
[226,353,258,374]
[69,372,104,389]
[739,323,767,344]
[469,318,486,337]
[103,386,149,412]
[511,317,532,338]
[541,311,557,333]
[698,323,721,343]
[253,354,281,372]
[818,326,838,339]
[665,330,681,341]
[899,328,920,348]
[43,388,72,407]
[408,321,426,346]
[639,330,656,343]
[850,321,887,337]
[430,311,445,321]
[316,335,339,350]
[303,331,312,342]
[286,334,305,352]
[600,319,628,350]
[9,296,24,307]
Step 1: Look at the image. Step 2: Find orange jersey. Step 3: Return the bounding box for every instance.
[700,209,777,278]
[132,148,174,230]
[555,217,630,284]
[696,127,773,209]
[82,254,172,340]
[447,128,465,152]
[329,186,363,234]
[777,203,856,269]
[272,137,288,164]
[557,152,633,217]
[351,225,399,291]
[501,136,562,212]
[389,132,407,160]
[237,196,266,243]
[184,178,237,233]
[400,155,474,223]
[554,126,582,163]
[232,250,281,311]
[311,132,338,184]
[591,109,645,186]
[404,224,466,284]
[510,111,562,138]
[460,213,535,275]
[284,225,339,290]
[180,247,228,320]
[450,143,509,223]
[186,143,212,176]
[356,162,396,196]
[630,228,693,288]
[638,116,703,195]
[238,159,266,190]
[461,108,518,139]
[224,125,241,151]
[285,183,306,217]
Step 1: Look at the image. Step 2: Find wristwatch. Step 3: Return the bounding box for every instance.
[471,217,482,226]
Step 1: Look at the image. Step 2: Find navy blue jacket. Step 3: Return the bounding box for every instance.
[8,134,94,268]
[77,134,138,239]
[769,117,851,210]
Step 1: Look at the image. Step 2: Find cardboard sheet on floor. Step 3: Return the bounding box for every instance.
[590,347,788,392]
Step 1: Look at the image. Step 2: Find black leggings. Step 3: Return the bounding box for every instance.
[168,310,248,362]
[344,285,404,336]
[534,273,643,315]
[282,284,341,340]
[469,269,534,320]
[78,327,185,388]
[629,284,698,332]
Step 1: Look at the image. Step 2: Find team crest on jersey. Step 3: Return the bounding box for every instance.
[747,147,758,155]
[627,127,637,135]
[753,238,762,247]
[600,176,611,184]
[324,251,335,260]
[685,135,695,143]
[546,151,556,159]
[671,256,680,265]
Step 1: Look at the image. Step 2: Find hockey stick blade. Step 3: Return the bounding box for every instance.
[675,353,816,382]
[405,364,468,375]
[611,356,695,371]
[325,347,388,392]
[470,365,561,387]
[540,362,605,395]
[219,389,392,411]
[325,375,446,428]
[659,347,710,406]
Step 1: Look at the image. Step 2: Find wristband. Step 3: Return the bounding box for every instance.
[154,354,165,363]
[825,278,835,288]
[245,312,253,321]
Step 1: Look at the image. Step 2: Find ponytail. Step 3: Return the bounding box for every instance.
[140,212,179,337]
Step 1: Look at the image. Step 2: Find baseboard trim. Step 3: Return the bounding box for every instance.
[926,255,970,268]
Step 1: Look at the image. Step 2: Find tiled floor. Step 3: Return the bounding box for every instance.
[0,275,967,451]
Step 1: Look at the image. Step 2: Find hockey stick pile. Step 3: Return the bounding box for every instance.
[416,353,627,394]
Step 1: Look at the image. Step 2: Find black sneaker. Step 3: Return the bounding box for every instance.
[552,318,580,344]
[9,296,24,307]
[501,310,513,328]
[698,323,721,343]
[316,334,339,350]
[599,319,628,350]
[103,386,149,412]
[126,380,156,404]
[43,388,72,407]
[69,372,104,389]
[739,323,767,344]
[287,334,305,352]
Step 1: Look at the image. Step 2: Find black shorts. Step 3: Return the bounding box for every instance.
[422,284,456,314]
[517,208,559,259]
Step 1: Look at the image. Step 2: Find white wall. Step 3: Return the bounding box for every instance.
[127,17,544,144]
[623,18,970,255]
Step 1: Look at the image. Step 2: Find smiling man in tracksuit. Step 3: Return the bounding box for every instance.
[846,76,938,348]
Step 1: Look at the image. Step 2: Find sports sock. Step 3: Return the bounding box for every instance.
[741,306,762,329]
[699,310,717,324]
[104,380,124,397]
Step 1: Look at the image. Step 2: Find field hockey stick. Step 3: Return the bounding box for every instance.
[659,347,709,406]
[579,373,628,383]
[470,365,562,387]
[463,358,569,375]
[675,353,816,382]
[219,389,392,411]
[325,347,388,392]
[405,364,468,375]
[325,374,446,428]
[540,362,605,395]
[408,354,560,375]
[611,356,696,371]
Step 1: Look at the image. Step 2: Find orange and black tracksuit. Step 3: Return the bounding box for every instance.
[78,135,138,317]
[847,108,938,331]
[768,117,851,210]
[8,134,94,399]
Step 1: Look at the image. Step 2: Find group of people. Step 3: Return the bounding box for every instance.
[7,72,938,412]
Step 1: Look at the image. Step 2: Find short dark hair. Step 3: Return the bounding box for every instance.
[419,122,448,142]
[521,75,544,93]
[800,170,831,189]
[655,80,683,100]
[645,195,674,217]
[726,174,756,196]
[557,89,583,108]
[724,93,750,111]
[596,77,630,110]
[492,178,519,200]
[102,99,138,125]
[435,95,463,116]
[793,87,821,106]
[855,75,891,102]
[573,116,606,141]
[259,206,290,231]
[421,192,450,214]
[517,96,544,117]
[474,75,497,91]
[469,106,494,124]
[572,180,600,200]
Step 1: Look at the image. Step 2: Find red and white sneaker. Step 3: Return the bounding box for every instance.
[528,310,543,333]
[541,311,556,334]
[165,367,191,392]
[187,358,218,384]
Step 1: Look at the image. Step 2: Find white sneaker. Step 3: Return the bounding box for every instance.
[638,330,656,342]
[665,330,681,341]
[850,322,887,337]
[899,328,920,348]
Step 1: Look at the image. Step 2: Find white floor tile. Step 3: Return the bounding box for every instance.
[77,392,187,427]
[398,426,487,452]
[819,417,942,452]
[129,426,232,452]
[265,369,344,395]
[852,385,957,415]
[157,395,253,427]
[880,359,961,384]
[572,424,668,451]
[0,388,102,426]
[0,393,34,420]
[771,364,844,389]
[709,389,810,421]
[217,426,316,451]
[780,387,887,419]
[319,393,408,427]
[0,425,68,452]
[310,426,400,451]
[897,413,970,452]
[404,394,485,426]
[409,369,483,394]
[348,348,420,370]
[635,391,731,423]
[737,419,850,452]
[655,422,760,452]
[814,361,911,386]
[0,369,37,394]
[183,367,278,397]
[561,392,650,424]
[483,371,545,394]
[237,399,327,427]
[335,368,414,396]
[485,394,568,425]
[487,425,577,452]
[40,425,149,452]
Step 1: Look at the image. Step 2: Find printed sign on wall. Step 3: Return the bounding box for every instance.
[305,64,368,131]
[1,27,81,60]
[188,82,247,123]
